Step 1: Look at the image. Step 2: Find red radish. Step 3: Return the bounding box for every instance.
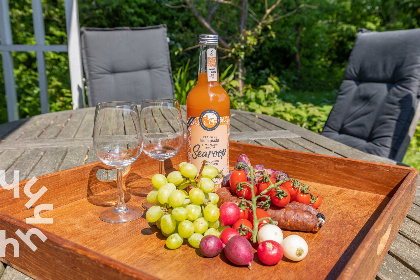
[220,228,240,245]
[199,235,224,257]
[224,235,254,268]
[219,202,240,226]
[257,240,283,265]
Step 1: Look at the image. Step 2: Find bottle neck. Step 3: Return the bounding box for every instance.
[198,45,219,82]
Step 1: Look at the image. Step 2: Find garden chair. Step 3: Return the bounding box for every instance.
[321,28,420,162]
[80,25,174,107]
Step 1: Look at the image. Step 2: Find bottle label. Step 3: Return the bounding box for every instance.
[187,109,229,189]
[206,48,217,82]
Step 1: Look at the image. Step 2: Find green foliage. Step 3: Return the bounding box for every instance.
[174,60,196,105]
[226,73,333,134]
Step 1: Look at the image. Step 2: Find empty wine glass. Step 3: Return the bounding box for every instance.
[140,99,184,174]
[93,101,143,223]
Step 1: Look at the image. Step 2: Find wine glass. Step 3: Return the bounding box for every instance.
[93,101,143,223]
[140,99,184,174]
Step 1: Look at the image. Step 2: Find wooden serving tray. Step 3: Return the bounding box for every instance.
[0,142,417,280]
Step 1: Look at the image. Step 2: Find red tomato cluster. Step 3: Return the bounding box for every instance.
[230,168,322,209]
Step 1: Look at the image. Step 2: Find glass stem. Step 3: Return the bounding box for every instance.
[115,167,127,211]
[159,160,164,175]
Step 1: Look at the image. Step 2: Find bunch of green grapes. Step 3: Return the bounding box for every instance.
[145,162,227,250]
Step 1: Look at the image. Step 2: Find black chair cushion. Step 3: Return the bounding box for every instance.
[322,29,420,161]
[81,25,174,107]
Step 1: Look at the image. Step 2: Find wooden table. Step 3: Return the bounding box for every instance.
[0,107,419,279]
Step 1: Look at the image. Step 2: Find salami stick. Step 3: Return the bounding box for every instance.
[215,187,325,232]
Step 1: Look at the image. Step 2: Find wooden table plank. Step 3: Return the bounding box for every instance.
[271,138,317,153]
[230,117,256,132]
[5,149,44,181]
[389,234,420,275]
[377,254,420,280]
[399,217,420,245]
[27,148,67,178]
[74,109,95,139]
[57,110,87,139]
[38,111,73,139]
[59,147,89,171]
[0,149,25,172]
[408,203,420,223]
[5,114,56,141]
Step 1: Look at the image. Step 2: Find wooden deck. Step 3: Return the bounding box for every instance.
[0,107,419,279]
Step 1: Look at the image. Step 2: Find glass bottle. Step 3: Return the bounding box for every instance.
[186,34,230,187]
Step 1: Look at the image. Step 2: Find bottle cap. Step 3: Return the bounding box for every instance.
[199,34,218,46]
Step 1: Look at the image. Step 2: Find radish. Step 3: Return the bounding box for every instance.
[199,235,224,257]
[257,240,283,265]
[220,228,240,245]
[219,202,240,226]
[223,235,254,268]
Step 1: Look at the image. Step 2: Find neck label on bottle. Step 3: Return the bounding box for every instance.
[206,48,217,82]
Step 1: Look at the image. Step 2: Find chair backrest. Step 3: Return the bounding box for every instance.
[321,28,420,162]
[80,25,174,107]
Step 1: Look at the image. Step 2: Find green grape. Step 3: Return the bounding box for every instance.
[208,219,220,229]
[186,204,201,221]
[167,171,185,186]
[203,204,220,222]
[178,220,195,238]
[182,198,191,207]
[156,218,162,229]
[189,188,205,205]
[193,217,209,234]
[188,233,203,249]
[151,174,167,189]
[166,233,183,250]
[204,228,220,237]
[206,193,219,205]
[161,214,176,235]
[180,163,198,179]
[146,205,163,223]
[146,190,159,204]
[168,190,186,208]
[202,166,219,179]
[172,207,188,222]
[165,183,177,192]
[157,184,175,204]
[218,225,229,232]
[198,177,215,193]
[178,162,188,169]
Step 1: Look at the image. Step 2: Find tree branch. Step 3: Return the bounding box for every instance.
[184,0,231,49]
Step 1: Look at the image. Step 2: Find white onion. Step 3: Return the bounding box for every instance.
[257,224,283,244]
[282,235,308,261]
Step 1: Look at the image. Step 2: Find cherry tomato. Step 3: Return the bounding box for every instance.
[258,182,271,201]
[250,208,271,230]
[236,182,257,200]
[238,205,250,220]
[270,186,290,207]
[280,180,298,200]
[232,218,253,239]
[294,187,311,205]
[310,191,322,209]
[229,169,247,194]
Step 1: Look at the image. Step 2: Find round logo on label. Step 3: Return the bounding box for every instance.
[199,109,220,131]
